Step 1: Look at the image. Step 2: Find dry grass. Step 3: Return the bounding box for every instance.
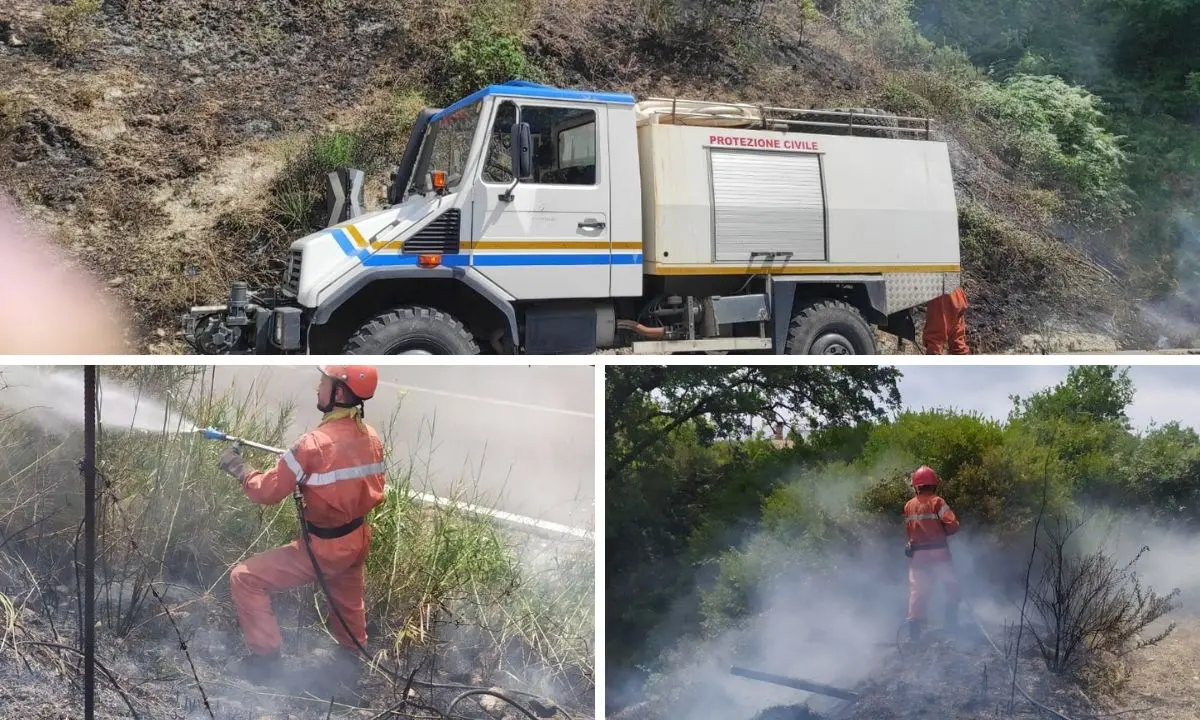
[42,0,104,60]
[1115,614,1200,718]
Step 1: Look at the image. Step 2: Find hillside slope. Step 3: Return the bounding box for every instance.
[0,0,1141,353]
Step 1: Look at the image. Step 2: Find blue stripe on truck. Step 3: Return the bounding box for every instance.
[434,81,636,121]
[361,253,644,268]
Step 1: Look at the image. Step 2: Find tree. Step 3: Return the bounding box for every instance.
[606,365,901,477]
[1011,365,1134,426]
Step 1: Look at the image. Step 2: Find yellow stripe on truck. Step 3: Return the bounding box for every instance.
[644,263,961,276]
[345,224,368,248]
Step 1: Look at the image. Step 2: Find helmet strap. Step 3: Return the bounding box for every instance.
[318,379,363,413]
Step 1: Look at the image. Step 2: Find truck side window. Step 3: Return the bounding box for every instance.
[482,101,517,184]
[521,105,597,186]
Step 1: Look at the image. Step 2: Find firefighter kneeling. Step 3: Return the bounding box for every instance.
[903,465,961,641]
[217,365,386,685]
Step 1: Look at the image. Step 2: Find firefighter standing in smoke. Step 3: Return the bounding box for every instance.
[217,365,387,683]
[903,465,961,641]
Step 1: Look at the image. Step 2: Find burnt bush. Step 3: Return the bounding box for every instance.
[1026,514,1179,679]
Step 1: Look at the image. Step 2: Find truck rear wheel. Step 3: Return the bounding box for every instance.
[343,306,481,355]
[786,300,877,355]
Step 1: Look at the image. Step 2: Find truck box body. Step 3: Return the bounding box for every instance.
[636,115,961,273]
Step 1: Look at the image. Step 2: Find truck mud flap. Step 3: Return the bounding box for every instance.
[310,266,519,350]
[769,277,890,353]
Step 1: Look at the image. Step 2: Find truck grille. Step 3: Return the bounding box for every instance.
[403,209,461,255]
[284,249,302,294]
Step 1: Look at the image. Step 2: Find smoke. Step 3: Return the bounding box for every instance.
[1141,211,1200,347]
[626,454,1200,720]
[0,366,196,434]
[624,460,923,719]
[1074,508,1200,614]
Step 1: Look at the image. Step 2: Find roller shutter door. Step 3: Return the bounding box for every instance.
[710,149,827,262]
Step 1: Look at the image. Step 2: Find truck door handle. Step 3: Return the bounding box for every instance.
[578,220,606,231]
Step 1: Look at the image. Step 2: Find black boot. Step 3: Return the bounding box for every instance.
[234,650,283,686]
[329,646,363,697]
[908,619,924,642]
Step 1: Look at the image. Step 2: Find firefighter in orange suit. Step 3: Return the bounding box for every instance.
[903,465,961,641]
[923,286,969,355]
[217,365,387,683]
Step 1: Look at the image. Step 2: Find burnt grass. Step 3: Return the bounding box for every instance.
[0,0,1143,352]
[675,630,1101,720]
[0,556,585,719]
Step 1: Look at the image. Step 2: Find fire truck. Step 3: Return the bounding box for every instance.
[182,80,960,354]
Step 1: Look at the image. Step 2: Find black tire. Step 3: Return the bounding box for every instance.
[343,306,480,355]
[785,299,877,355]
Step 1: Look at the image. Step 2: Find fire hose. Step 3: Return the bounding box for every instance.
[199,428,565,719]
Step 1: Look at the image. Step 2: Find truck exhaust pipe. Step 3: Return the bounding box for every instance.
[616,319,666,339]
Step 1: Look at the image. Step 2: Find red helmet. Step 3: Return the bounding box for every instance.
[319,365,378,401]
[911,465,939,489]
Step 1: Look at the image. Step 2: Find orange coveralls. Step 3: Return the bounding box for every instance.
[903,493,961,623]
[923,287,969,355]
[230,410,386,656]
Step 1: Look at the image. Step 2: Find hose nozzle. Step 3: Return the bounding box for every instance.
[200,427,228,441]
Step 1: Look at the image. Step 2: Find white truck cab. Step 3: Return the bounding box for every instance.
[183,80,961,355]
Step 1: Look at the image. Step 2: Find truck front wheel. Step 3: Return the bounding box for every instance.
[786,300,877,355]
[343,306,481,355]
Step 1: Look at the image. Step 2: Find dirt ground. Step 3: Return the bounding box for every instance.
[1120,613,1200,720]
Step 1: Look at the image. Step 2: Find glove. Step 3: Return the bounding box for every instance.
[218,446,245,481]
[904,542,914,559]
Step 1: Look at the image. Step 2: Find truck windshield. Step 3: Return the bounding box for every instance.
[412,100,482,194]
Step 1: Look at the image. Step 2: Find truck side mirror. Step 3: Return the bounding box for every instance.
[511,122,533,181]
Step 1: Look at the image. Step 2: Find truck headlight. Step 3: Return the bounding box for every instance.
[273,307,303,350]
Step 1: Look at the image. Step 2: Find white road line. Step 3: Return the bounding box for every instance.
[410,490,593,539]
[375,380,594,418]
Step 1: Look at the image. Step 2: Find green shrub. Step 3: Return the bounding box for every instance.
[310,131,357,170]
[977,74,1132,226]
[443,21,540,105]
[879,79,934,116]
[44,0,103,59]
[888,70,981,119]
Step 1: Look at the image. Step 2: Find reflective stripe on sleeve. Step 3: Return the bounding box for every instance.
[281,450,303,479]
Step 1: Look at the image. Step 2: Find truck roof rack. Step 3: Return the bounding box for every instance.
[636,97,934,140]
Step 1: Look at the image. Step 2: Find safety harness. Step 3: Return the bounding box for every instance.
[909,539,949,551]
[294,407,369,540]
